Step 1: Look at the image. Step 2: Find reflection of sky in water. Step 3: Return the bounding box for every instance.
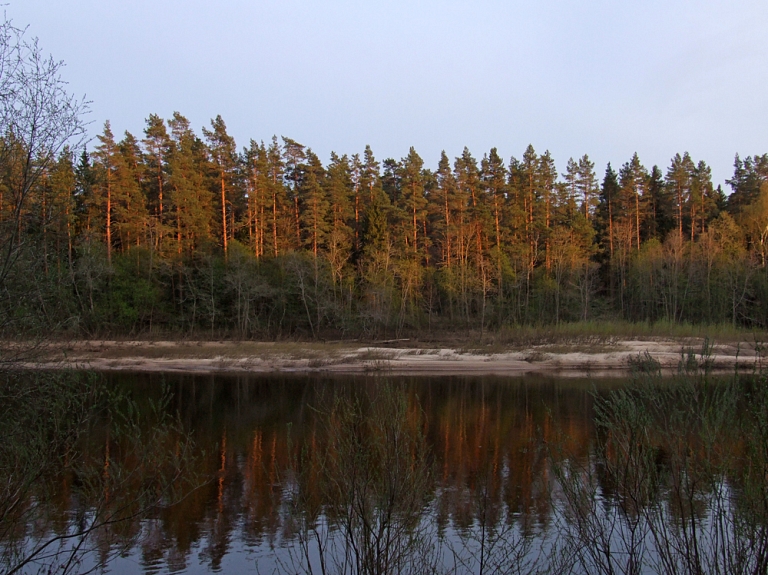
[4,374,634,574]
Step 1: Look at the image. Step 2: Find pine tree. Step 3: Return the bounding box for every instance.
[47,148,77,276]
[433,151,455,267]
[564,158,579,218]
[143,114,171,248]
[115,131,148,250]
[92,121,118,263]
[324,152,354,283]
[362,192,388,257]
[203,115,238,254]
[454,147,483,267]
[282,137,306,250]
[481,148,507,301]
[244,139,269,257]
[514,145,542,277]
[690,160,717,239]
[362,145,382,204]
[576,154,598,221]
[400,147,427,257]
[665,152,695,243]
[350,153,363,252]
[618,153,648,250]
[481,148,506,254]
[299,150,329,257]
[726,153,768,213]
[597,163,620,259]
[538,151,558,269]
[73,150,95,237]
[266,137,286,256]
[352,145,382,252]
[168,112,211,254]
[644,165,673,241]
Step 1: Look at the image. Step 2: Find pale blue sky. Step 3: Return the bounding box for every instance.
[12,0,768,187]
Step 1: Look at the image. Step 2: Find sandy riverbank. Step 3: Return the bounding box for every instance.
[11,338,767,376]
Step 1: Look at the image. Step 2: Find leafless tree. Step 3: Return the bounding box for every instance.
[0,13,89,287]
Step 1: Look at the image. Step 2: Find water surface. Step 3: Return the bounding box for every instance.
[13,372,757,575]
[94,373,605,573]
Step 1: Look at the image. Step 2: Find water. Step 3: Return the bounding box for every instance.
[5,372,767,574]
[106,373,598,574]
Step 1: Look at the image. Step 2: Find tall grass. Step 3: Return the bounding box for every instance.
[550,353,768,575]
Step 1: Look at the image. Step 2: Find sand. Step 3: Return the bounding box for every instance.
[11,338,766,377]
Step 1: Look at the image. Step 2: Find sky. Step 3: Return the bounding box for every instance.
[10,0,768,188]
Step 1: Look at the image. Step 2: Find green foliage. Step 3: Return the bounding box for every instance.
[4,100,768,337]
[108,248,162,331]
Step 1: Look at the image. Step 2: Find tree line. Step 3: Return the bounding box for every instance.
[3,112,768,337]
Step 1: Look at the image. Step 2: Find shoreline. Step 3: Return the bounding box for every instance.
[11,338,766,377]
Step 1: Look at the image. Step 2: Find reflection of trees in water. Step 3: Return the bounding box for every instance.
[11,372,768,574]
[426,379,593,536]
[0,373,201,575]
[284,384,436,574]
[94,374,598,572]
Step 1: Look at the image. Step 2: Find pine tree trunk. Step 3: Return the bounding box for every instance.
[355,187,360,252]
[176,200,182,255]
[635,191,640,249]
[158,166,163,246]
[608,196,613,258]
[444,188,450,267]
[106,173,112,264]
[272,190,278,257]
[677,184,683,244]
[294,196,301,248]
[412,202,418,254]
[220,171,228,254]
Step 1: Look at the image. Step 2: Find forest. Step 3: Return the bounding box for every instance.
[3,109,768,338]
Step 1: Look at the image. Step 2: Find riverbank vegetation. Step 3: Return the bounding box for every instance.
[4,116,768,339]
[2,12,768,341]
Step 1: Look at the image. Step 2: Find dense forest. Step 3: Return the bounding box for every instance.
[3,110,768,337]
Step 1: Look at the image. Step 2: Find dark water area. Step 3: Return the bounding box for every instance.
[23,373,606,573]
[7,372,767,574]
[99,373,604,574]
